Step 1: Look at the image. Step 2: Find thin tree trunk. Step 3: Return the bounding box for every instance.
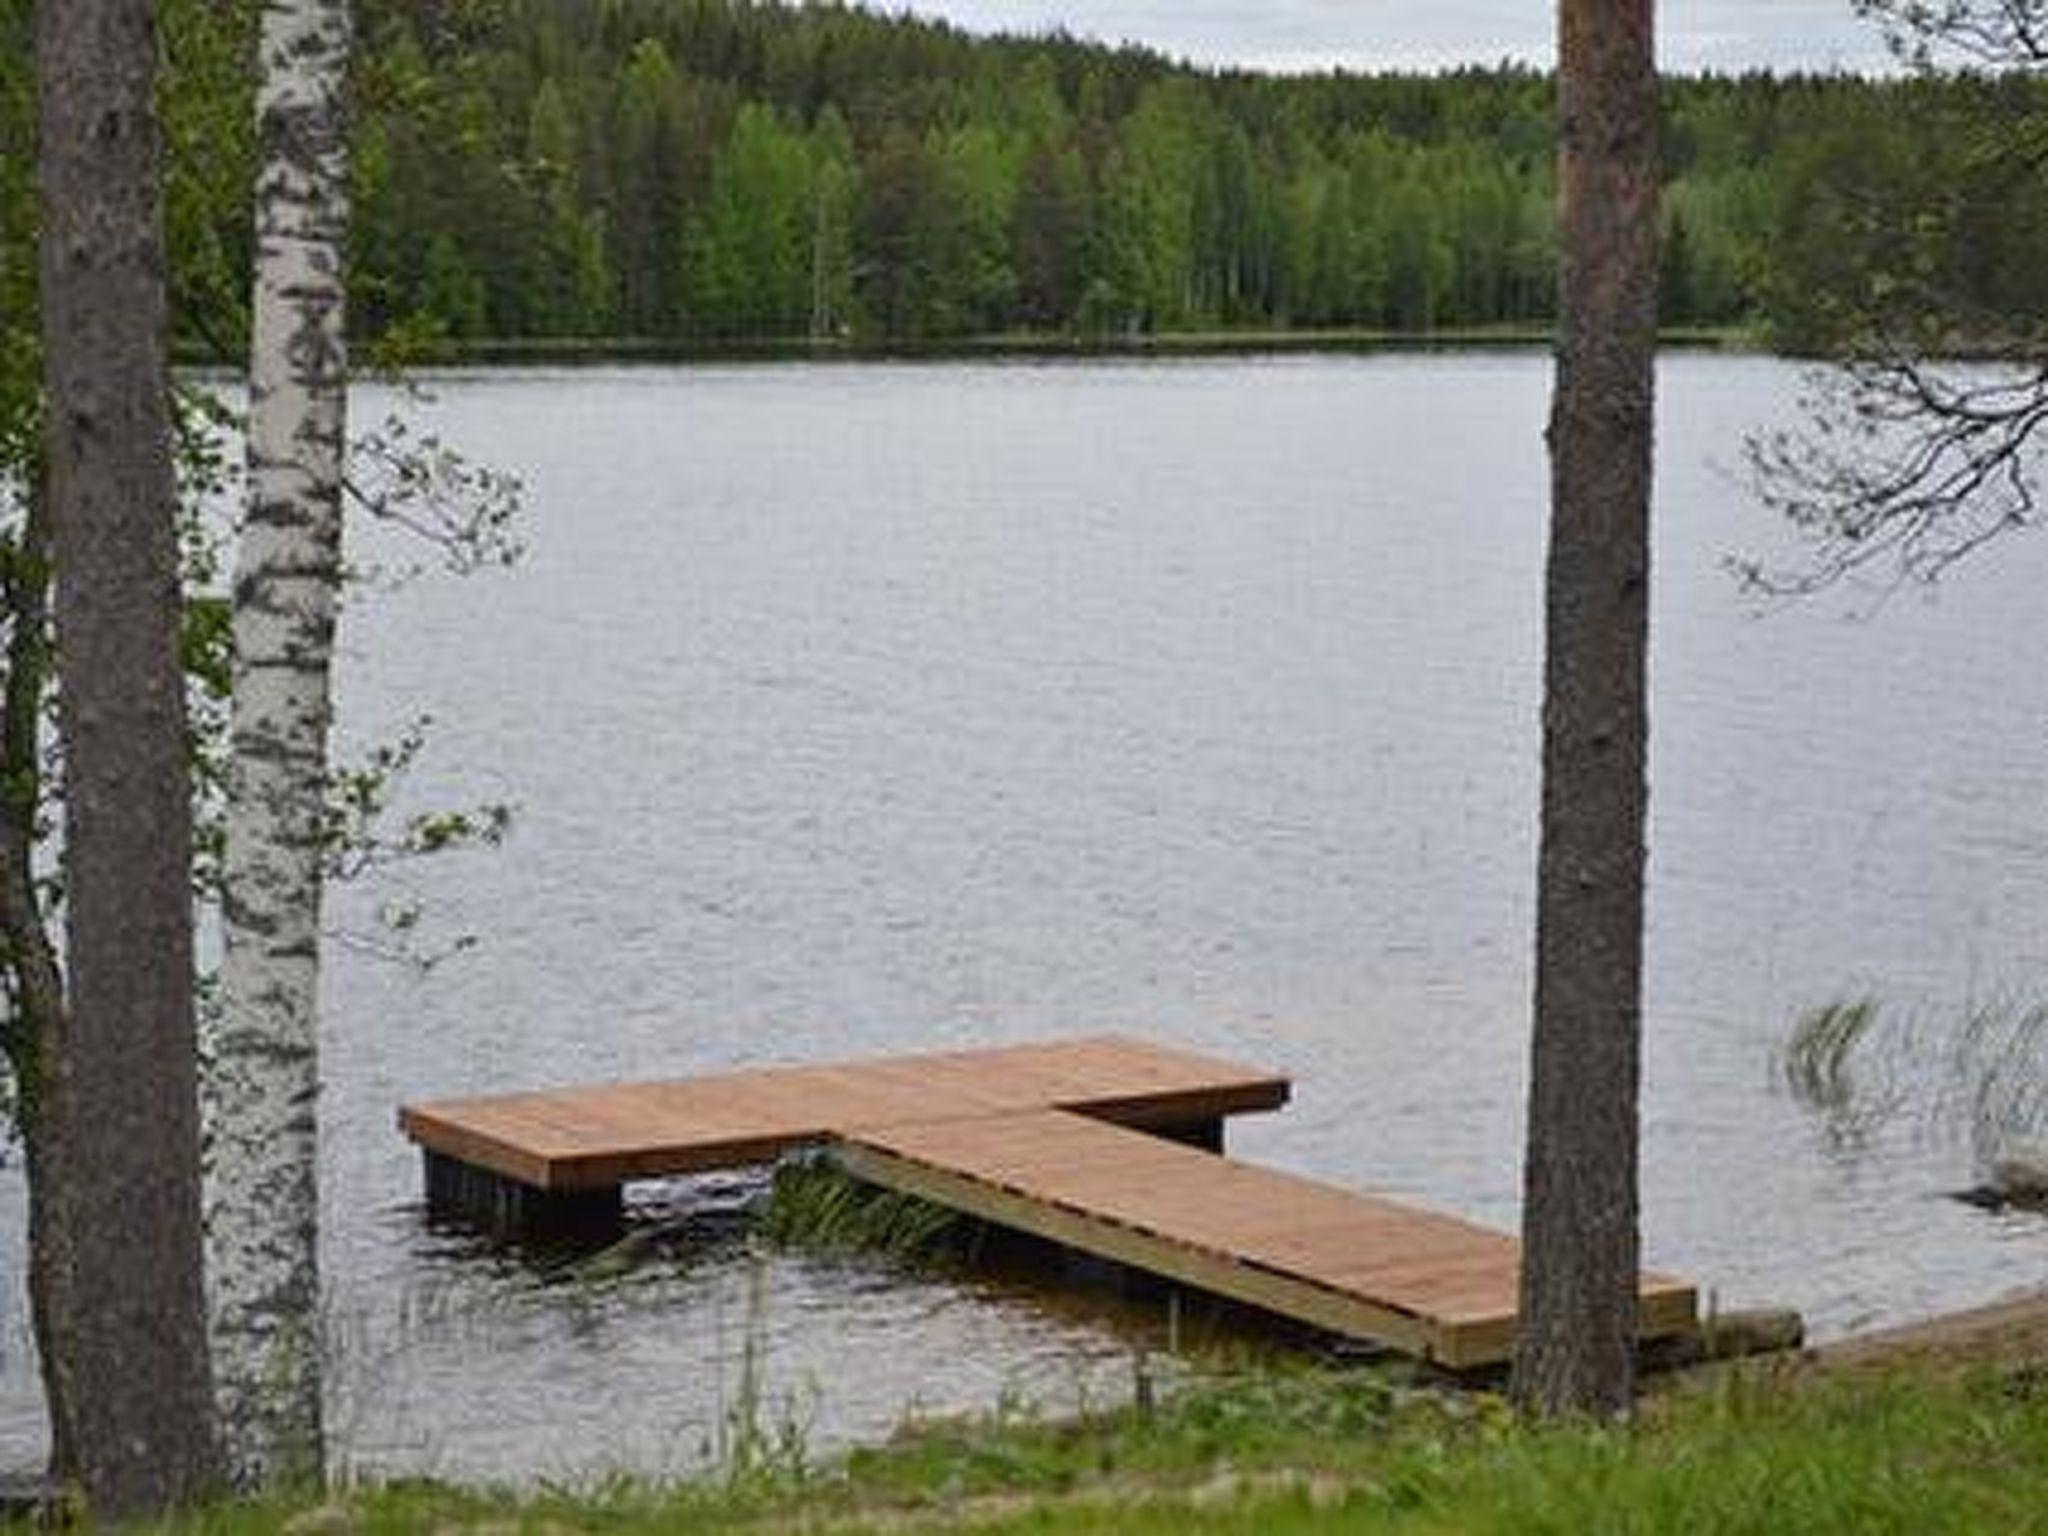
[0,476,73,1482]
[34,0,218,1512]
[209,0,352,1488]
[1511,0,1659,1419]
[0,475,74,1482]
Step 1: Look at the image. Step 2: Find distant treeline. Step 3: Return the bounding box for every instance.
[309,1,2048,347]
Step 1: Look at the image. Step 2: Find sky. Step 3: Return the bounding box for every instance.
[894,1,1896,74]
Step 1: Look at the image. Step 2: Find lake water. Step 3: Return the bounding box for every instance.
[3,352,2047,1480]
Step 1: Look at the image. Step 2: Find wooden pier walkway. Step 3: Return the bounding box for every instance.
[402,1035,1288,1190]
[838,1108,1694,1369]
[400,1035,1696,1369]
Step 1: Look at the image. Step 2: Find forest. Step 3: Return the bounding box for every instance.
[145,0,2046,352]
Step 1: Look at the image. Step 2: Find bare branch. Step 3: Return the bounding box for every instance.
[325,920,478,974]
[1854,0,2048,67]
[1738,351,2048,593]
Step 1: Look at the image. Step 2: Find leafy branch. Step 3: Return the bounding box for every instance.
[343,404,526,584]
[322,715,511,886]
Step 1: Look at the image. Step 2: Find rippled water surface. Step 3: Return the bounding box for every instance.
[4,354,2047,1478]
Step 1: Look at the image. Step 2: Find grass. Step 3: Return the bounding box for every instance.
[1781,997,1882,1113]
[143,1358,2048,1535]
[756,1152,970,1263]
[1781,992,2048,1169]
[1781,997,1897,1147]
[1943,999,2048,1168]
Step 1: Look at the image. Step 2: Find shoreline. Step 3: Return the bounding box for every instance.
[172,324,1761,372]
[1806,1286,2048,1374]
[4,1289,2046,1521]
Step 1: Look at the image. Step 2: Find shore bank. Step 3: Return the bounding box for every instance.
[173,324,1759,371]
[95,1290,2048,1533]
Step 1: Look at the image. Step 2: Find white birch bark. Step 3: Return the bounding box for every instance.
[209,0,352,1488]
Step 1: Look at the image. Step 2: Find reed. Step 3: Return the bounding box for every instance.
[1781,992,2048,1171]
[756,1152,968,1262]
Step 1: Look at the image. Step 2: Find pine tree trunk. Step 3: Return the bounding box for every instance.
[33,0,219,1512]
[210,0,352,1488]
[1511,0,1659,1419]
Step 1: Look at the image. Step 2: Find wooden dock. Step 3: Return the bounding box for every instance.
[402,1034,1287,1187]
[837,1108,1694,1369]
[399,1034,1697,1369]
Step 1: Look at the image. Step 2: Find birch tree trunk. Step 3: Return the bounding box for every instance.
[0,477,77,1482]
[34,0,219,1511]
[1511,0,1659,1418]
[210,0,352,1488]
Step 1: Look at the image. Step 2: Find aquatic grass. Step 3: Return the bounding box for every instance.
[1779,996,1902,1146]
[1781,997,1881,1111]
[757,1152,969,1263]
[712,1243,821,1491]
[1939,996,2048,1168]
[1780,992,2048,1173]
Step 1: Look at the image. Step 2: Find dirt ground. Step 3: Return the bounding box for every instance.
[1808,1289,2048,1375]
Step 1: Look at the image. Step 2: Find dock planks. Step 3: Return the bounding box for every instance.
[835,1108,1697,1369]
[400,1034,1291,1189]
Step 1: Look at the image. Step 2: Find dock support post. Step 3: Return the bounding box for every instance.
[424,1151,624,1243]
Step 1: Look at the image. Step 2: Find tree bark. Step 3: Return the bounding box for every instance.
[209,0,352,1488]
[34,0,219,1511]
[1511,0,1659,1419]
[0,475,75,1482]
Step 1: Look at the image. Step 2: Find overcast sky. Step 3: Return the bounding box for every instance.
[897,2,1894,74]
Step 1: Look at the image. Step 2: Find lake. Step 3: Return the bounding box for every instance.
[3,352,2046,1479]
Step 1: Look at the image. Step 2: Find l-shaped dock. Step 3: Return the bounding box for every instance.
[400,1035,1696,1370]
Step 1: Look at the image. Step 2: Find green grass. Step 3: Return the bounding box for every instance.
[756,1152,970,1262]
[145,1361,2048,1535]
[1781,992,2048,1168]
[1781,997,1896,1148]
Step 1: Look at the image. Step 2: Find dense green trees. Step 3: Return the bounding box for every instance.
[97,0,1992,351]
[685,103,855,336]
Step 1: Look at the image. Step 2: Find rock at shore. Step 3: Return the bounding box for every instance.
[1955,1152,2048,1212]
